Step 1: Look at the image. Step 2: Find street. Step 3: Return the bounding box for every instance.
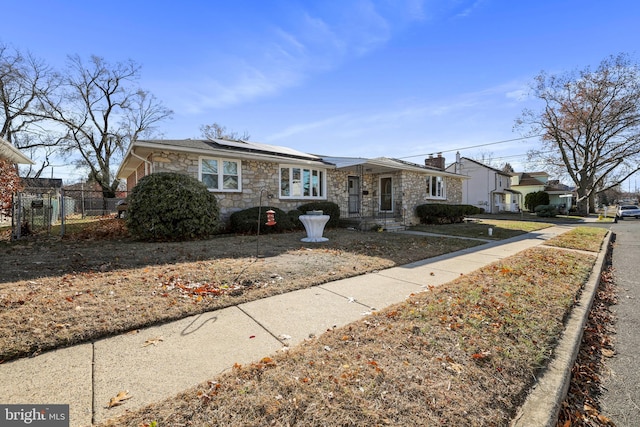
[600,219,640,426]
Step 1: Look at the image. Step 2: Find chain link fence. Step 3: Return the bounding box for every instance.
[9,188,127,239]
[11,193,56,238]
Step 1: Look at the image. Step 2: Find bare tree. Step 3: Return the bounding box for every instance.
[200,122,250,141]
[0,43,59,170]
[472,150,496,167]
[517,53,640,214]
[502,162,515,174]
[39,55,172,197]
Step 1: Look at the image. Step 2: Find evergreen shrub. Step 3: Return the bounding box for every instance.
[297,201,340,227]
[126,172,220,241]
[416,203,484,224]
[534,204,558,217]
[525,191,550,212]
[229,206,296,234]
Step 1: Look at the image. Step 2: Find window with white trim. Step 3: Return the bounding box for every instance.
[280,165,326,199]
[200,158,241,191]
[426,175,446,199]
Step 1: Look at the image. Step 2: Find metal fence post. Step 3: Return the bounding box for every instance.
[60,189,65,237]
[15,193,22,240]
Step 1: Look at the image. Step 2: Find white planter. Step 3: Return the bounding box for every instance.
[299,215,330,242]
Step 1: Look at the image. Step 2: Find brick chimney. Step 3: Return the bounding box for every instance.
[425,153,445,170]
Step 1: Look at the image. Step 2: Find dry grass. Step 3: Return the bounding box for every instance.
[410,219,551,239]
[544,227,608,252]
[1,221,607,426]
[100,245,597,427]
[0,219,481,362]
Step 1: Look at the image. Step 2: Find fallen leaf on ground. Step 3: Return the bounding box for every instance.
[601,348,614,357]
[107,390,132,408]
[584,403,598,417]
[446,362,464,374]
[142,336,164,347]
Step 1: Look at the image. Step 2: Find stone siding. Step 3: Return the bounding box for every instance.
[445,176,463,204]
[149,151,333,222]
[127,150,466,226]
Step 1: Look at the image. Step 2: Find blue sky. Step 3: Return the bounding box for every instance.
[3,0,639,182]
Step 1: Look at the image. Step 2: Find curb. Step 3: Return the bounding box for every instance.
[511,230,613,426]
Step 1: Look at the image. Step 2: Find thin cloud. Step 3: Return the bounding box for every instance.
[164,1,428,113]
[265,114,353,142]
[265,79,528,146]
[454,0,486,18]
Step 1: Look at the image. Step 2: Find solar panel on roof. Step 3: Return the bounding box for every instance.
[212,139,319,160]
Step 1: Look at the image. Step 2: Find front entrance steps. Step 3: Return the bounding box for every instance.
[340,216,406,232]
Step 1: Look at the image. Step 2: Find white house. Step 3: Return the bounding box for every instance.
[445,154,520,213]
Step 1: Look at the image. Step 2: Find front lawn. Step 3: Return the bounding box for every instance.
[100,227,607,426]
[410,219,551,239]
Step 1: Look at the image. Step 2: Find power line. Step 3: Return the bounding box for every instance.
[397,134,545,159]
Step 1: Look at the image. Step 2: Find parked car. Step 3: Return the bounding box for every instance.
[616,205,640,219]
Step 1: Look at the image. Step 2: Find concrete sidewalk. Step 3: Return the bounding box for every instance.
[2,225,591,426]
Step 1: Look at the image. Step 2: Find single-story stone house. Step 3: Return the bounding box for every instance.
[116,139,466,228]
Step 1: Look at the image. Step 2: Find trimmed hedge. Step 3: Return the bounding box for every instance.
[287,209,304,229]
[297,201,340,228]
[416,203,484,224]
[534,204,558,217]
[229,206,297,234]
[125,172,220,241]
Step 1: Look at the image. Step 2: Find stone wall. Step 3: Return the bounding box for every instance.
[398,173,464,224]
[446,176,463,204]
[399,171,426,225]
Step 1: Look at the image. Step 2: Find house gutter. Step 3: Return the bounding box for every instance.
[131,150,152,174]
[490,170,498,214]
[0,137,35,165]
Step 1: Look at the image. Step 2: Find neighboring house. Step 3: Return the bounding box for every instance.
[0,136,35,165]
[446,154,520,213]
[21,178,63,197]
[116,139,466,227]
[511,172,575,213]
[1,137,35,225]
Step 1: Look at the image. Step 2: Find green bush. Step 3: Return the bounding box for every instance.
[229,206,297,234]
[126,172,220,241]
[534,204,558,217]
[525,191,550,212]
[416,203,484,224]
[297,201,340,227]
[287,209,304,229]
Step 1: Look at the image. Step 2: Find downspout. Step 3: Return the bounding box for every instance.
[490,170,498,214]
[130,150,153,184]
